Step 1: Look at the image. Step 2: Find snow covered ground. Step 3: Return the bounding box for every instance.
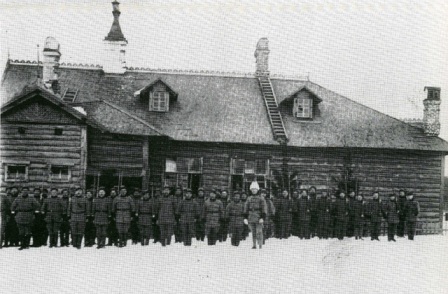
[1,234,447,294]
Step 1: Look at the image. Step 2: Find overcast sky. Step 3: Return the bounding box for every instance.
[1,0,447,172]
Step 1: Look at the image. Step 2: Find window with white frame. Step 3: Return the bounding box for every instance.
[294,97,313,118]
[230,158,269,191]
[150,91,169,112]
[164,157,203,191]
[49,165,71,182]
[5,164,28,182]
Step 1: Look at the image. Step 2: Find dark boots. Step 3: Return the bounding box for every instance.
[18,235,30,250]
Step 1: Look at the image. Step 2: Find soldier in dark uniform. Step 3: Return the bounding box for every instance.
[68,187,90,249]
[157,185,176,247]
[92,187,111,249]
[316,191,330,239]
[384,193,399,242]
[41,187,67,247]
[203,190,224,246]
[59,188,70,247]
[113,186,135,247]
[31,187,45,247]
[0,190,12,249]
[333,191,349,240]
[308,186,318,238]
[195,188,206,241]
[404,191,420,240]
[107,187,119,246]
[240,191,249,240]
[297,189,311,239]
[5,186,20,247]
[352,193,365,240]
[218,190,229,242]
[347,190,356,238]
[290,190,300,237]
[244,182,267,249]
[84,189,96,247]
[397,189,407,237]
[274,189,293,239]
[151,191,161,244]
[11,187,41,250]
[173,185,183,243]
[130,188,141,245]
[136,190,154,246]
[226,191,245,246]
[329,193,338,238]
[366,192,382,241]
[177,188,200,246]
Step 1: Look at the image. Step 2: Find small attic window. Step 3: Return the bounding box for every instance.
[150,91,169,112]
[295,97,312,118]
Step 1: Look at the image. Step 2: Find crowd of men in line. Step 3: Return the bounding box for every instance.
[0,181,421,250]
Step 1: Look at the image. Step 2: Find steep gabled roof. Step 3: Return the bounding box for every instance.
[134,78,178,98]
[2,62,448,152]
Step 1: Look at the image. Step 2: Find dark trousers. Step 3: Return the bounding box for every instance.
[291,215,300,236]
[32,214,46,247]
[299,220,310,239]
[335,218,347,240]
[354,221,363,239]
[370,222,381,240]
[317,219,330,239]
[96,224,108,247]
[174,220,182,243]
[70,221,86,236]
[407,221,417,240]
[195,220,205,241]
[5,218,19,246]
[152,222,161,242]
[218,220,228,242]
[139,224,152,239]
[60,219,70,246]
[310,214,318,237]
[130,218,140,244]
[17,223,32,236]
[277,220,290,239]
[263,220,274,242]
[397,216,406,237]
[107,219,119,245]
[181,222,196,246]
[230,225,244,246]
[85,219,96,246]
[159,223,173,246]
[207,226,219,245]
[46,220,62,236]
[0,218,6,248]
[347,216,355,237]
[387,223,397,240]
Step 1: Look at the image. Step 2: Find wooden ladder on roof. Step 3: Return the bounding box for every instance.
[258,76,288,144]
[62,88,79,102]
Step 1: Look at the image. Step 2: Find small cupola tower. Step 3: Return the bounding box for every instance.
[103,1,127,74]
[254,38,270,77]
[423,87,441,136]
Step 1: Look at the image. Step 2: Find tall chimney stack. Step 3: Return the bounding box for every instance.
[254,38,270,76]
[423,86,441,136]
[103,1,127,74]
[42,37,61,94]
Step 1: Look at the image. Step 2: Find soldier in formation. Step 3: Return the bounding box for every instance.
[92,187,111,249]
[157,185,176,247]
[176,188,200,246]
[113,186,135,247]
[226,191,245,246]
[203,189,223,245]
[136,190,154,246]
[244,182,267,249]
[41,187,67,247]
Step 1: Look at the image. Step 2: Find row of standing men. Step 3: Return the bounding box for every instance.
[0,183,420,250]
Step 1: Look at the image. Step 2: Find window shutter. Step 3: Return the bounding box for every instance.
[149,91,154,111]
[164,92,170,112]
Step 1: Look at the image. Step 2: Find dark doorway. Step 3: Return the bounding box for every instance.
[188,174,202,195]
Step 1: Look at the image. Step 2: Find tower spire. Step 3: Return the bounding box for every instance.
[105,1,127,42]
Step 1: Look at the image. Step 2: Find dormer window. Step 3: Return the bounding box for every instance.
[280,86,322,121]
[295,97,312,118]
[134,78,178,113]
[150,91,169,112]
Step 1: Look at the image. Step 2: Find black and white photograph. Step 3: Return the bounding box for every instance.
[0,0,447,293]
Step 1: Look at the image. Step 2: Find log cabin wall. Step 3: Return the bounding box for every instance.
[0,97,87,191]
[148,139,444,226]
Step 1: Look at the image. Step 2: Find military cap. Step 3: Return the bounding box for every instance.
[198,187,204,191]
[134,187,141,192]
[33,187,41,192]
[50,187,58,192]
[309,186,317,191]
[260,188,267,194]
[119,185,127,190]
[233,190,241,195]
[75,186,83,191]
[98,186,106,192]
[406,190,414,196]
[42,188,48,193]
[185,188,192,193]
[61,188,69,192]
[21,186,29,190]
[110,186,117,192]
[389,193,397,198]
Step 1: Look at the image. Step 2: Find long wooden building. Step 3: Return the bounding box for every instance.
[1,2,447,231]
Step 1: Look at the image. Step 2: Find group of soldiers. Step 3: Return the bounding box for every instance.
[0,182,421,250]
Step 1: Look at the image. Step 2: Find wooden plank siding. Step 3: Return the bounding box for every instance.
[148,140,444,226]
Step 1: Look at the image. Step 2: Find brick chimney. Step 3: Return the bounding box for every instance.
[423,86,441,136]
[42,36,61,94]
[103,1,127,74]
[254,38,270,76]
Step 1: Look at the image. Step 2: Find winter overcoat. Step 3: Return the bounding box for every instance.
[11,196,40,225]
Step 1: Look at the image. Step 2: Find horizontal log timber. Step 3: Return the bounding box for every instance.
[1,124,82,131]
[1,151,81,159]
[1,129,82,136]
[0,140,81,147]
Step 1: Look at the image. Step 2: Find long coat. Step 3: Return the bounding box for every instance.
[297,197,311,222]
[157,195,177,225]
[177,199,200,224]
[112,196,135,224]
[316,197,331,223]
[351,200,365,223]
[1,195,11,222]
[136,198,154,226]
[384,200,399,224]
[68,196,90,222]
[265,198,276,222]
[41,197,67,223]
[202,199,223,228]
[92,197,111,225]
[398,196,407,219]
[366,199,383,223]
[274,198,293,223]
[404,200,420,222]
[244,195,267,224]
[11,196,41,225]
[226,201,245,234]
[332,197,349,221]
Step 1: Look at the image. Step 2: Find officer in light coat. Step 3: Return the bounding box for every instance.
[244,181,267,249]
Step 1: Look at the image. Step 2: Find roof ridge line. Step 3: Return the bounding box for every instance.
[100,100,166,136]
